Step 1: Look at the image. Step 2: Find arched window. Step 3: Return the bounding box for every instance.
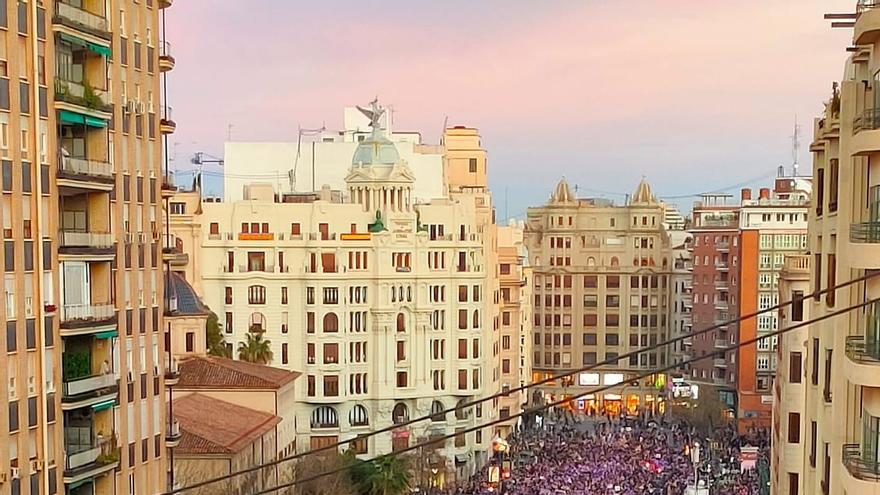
[610,256,619,268]
[430,401,446,422]
[392,403,409,424]
[311,406,338,428]
[454,399,470,420]
[396,313,406,333]
[323,313,338,333]
[587,257,596,267]
[249,312,265,332]
[349,404,369,427]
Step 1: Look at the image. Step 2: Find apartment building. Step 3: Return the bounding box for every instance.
[524,179,673,416]
[669,230,693,368]
[168,110,512,481]
[801,6,880,493]
[1,1,170,494]
[770,254,810,495]
[688,195,740,410]
[736,180,810,431]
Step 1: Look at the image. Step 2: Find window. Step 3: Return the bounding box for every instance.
[811,338,819,385]
[323,376,339,396]
[823,349,832,401]
[185,333,194,352]
[323,343,338,364]
[791,290,804,322]
[282,343,288,364]
[169,202,186,215]
[468,158,477,173]
[809,421,817,467]
[788,413,800,443]
[323,313,338,333]
[396,372,408,388]
[789,352,802,383]
[307,312,315,333]
[247,285,266,305]
[788,473,798,495]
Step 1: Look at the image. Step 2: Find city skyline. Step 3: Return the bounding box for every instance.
[168,0,851,214]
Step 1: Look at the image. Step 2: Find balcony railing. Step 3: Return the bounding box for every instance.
[160,41,173,58]
[854,108,880,132]
[714,339,727,349]
[851,221,880,243]
[846,335,880,362]
[60,155,113,178]
[55,1,110,35]
[62,373,115,397]
[842,443,880,480]
[60,230,113,249]
[61,303,115,323]
[859,0,880,13]
[713,358,727,368]
[55,79,112,112]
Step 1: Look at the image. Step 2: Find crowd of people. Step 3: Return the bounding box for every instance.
[444,409,771,495]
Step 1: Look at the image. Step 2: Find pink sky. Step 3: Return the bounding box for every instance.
[166,0,854,215]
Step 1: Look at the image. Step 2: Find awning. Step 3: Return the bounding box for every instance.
[454,454,469,464]
[59,110,107,128]
[59,33,111,57]
[94,329,118,339]
[91,399,115,412]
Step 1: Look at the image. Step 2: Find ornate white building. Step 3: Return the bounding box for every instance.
[167,106,528,482]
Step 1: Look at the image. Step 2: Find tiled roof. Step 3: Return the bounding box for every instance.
[177,355,300,390]
[168,272,209,316]
[174,393,281,455]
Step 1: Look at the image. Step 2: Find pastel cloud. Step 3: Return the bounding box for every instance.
[166,0,854,214]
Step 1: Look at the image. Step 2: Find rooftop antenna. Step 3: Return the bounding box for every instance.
[227,124,234,142]
[790,115,800,177]
[440,116,448,145]
[292,126,326,193]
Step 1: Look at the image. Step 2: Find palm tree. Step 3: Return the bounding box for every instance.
[237,331,273,364]
[205,312,232,358]
[351,456,411,495]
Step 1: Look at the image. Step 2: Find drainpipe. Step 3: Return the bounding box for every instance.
[30,1,52,494]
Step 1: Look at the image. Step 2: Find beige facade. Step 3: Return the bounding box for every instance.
[167,114,524,480]
[770,254,810,495]
[524,179,673,415]
[0,1,171,494]
[799,7,880,494]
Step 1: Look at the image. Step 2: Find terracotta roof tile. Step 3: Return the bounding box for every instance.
[177,355,300,390]
[174,394,281,455]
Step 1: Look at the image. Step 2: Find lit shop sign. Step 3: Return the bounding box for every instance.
[603,373,624,386]
[578,373,600,386]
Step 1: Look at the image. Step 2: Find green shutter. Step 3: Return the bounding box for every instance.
[59,110,85,125]
[94,329,118,339]
[86,42,112,57]
[91,399,115,412]
[84,116,108,128]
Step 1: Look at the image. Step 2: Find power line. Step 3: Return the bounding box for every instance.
[248,295,878,495]
[159,270,880,495]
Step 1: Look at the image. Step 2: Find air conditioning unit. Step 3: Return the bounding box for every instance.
[136,102,146,115]
[10,468,19,480]
[45,380,55,394]
[27,377,35,395]
[30,460,43,472]
[124,99,136,114]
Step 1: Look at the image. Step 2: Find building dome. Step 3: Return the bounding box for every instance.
[551,178,576,204]
[352,131,400,166]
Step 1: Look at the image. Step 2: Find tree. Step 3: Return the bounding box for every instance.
[670,386,730,436]
[237,331,273,364]
[206,312,232,358]
[292,450,356,495]
[350,456,411,495]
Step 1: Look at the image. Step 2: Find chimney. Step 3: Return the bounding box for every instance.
[759,188,770,200]
[741,188,752,201]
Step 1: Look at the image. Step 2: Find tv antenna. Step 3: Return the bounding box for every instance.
[790,116,800,176]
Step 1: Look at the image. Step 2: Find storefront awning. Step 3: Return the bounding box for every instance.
[91,399,115,412]
[59,33,111,57]
[67,478,95,490]
[59,110,107,128]
[94,329,117,339]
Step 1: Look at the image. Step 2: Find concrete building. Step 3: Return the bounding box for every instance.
[669,231,693,369]
[168,107,518,481]
[770,254,810,495]
[0,1,172,494]
[688,194,740,409]
[524,179,673,416]
[799,8,880,494]
[735,179,810,431]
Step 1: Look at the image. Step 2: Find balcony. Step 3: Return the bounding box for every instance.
[713,358,728,368]
[716,241,729,252]
[841,443,880,493]
[166,420,182,448]
[856,1,880,44]
[849,222,880,269]
[159,0,174,8]
[712,376,726,386]
[60,304,116,333]
[63,440,119,485]
[844,335,880,388]
[161,174,177,197]
[715,300,729,311]
[165,357,180,386]
[62,373,117,406]
[59,230,114,257]
[53,1,112,41]
[58,155,114,190]
[715,280,729,290]
[714,339,728,350]
[162,235,189,266]
[160,106,176,134]
[55,79,113,116]
[682,337,693,347]
[715,262,729,272]
[158,41,176,72]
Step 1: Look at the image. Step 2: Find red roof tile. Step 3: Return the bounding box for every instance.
[177,355,299,390]
[174,393,281,455]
